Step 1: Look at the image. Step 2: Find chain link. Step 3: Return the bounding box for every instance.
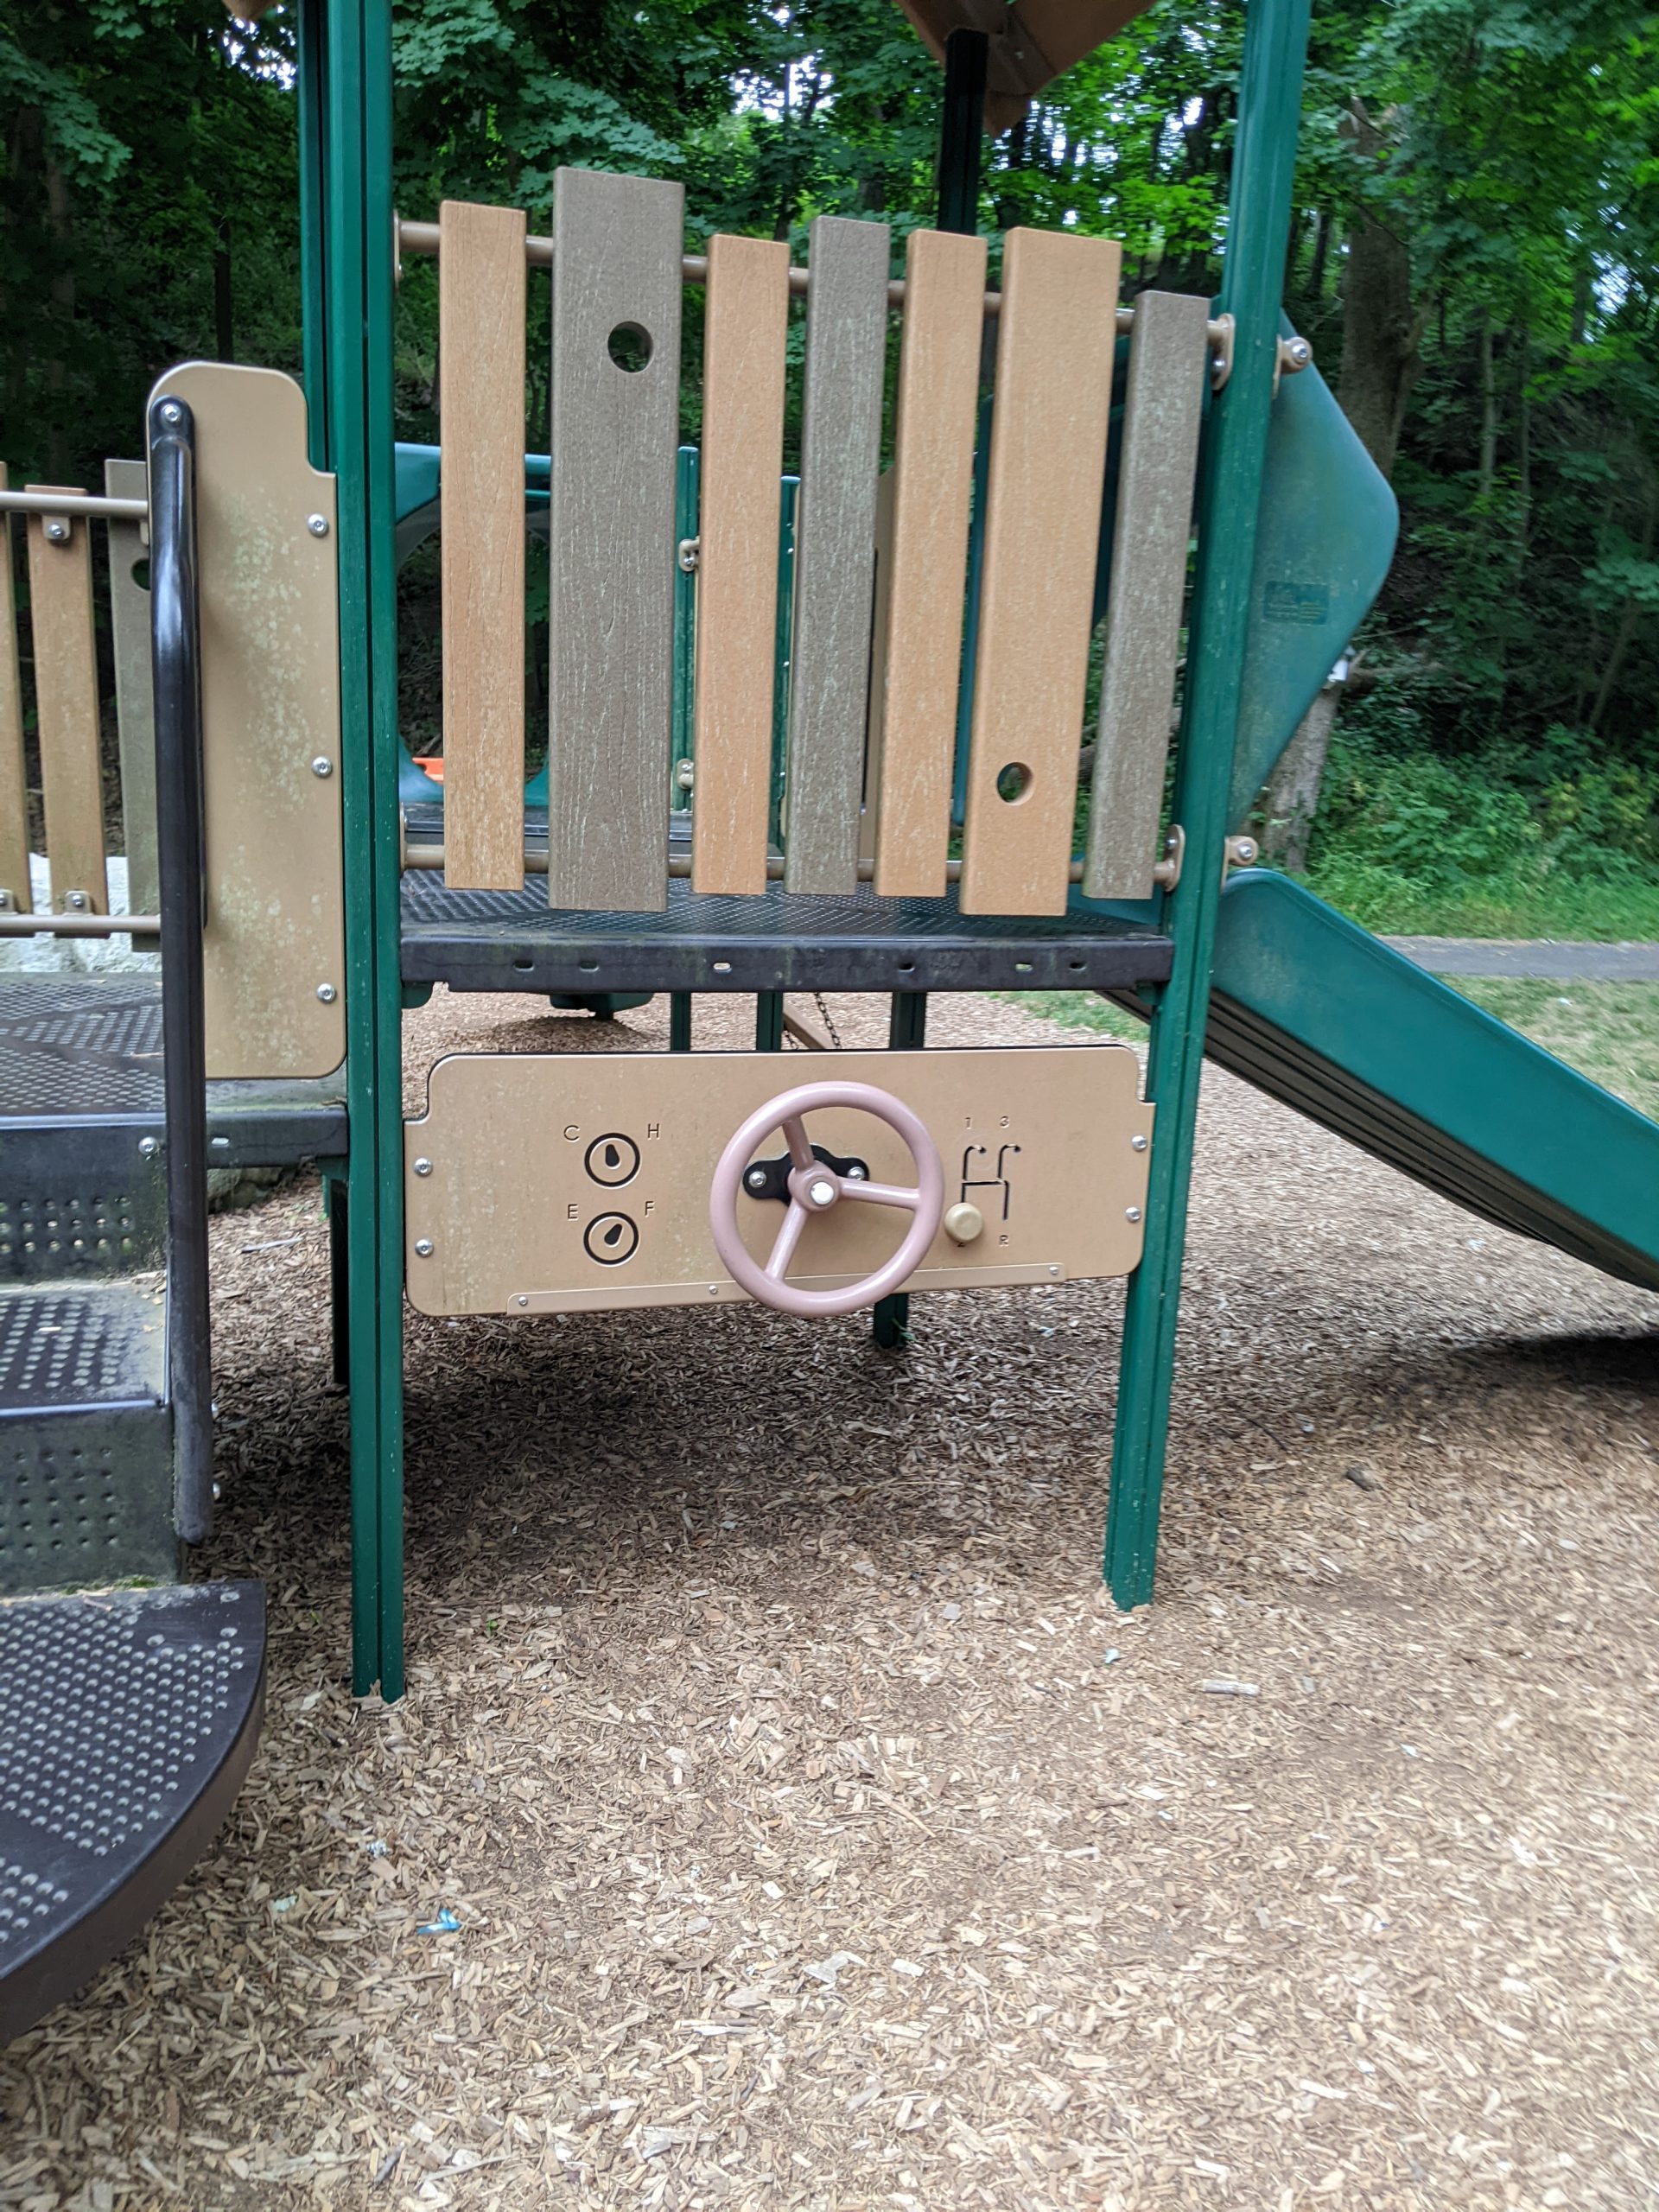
[812,990,842,1049]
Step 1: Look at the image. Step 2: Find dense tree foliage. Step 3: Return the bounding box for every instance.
[5,0,1658,880]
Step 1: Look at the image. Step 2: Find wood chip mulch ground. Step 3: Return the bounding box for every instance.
[3,989,1656,2212]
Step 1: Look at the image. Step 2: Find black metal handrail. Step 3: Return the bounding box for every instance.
[147,394,213,1545]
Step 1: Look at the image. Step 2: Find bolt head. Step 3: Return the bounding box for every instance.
[1126,1205,1142,1224]
[414,1238,434,1257]
[747,1168,767,1191]
[311,755,334,778]
[307,512,330,537]
[64,890,88,912]
[515,1294,529,1308]
[138,1136,160,1158]
[809,1179,836,1208]
[413,1157,433,1177]
[316,982,338,1003]
[845,1163,866,1179]
[1131,1134,1148,1152]
[44,520,69,543]
[158,400,183,425]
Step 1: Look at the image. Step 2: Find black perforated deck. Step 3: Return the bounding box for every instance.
[401,873,1176,995]
[0,977,346,1172]
[0,1581,264,2041]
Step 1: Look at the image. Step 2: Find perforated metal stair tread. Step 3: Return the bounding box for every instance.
[0,1286,165,1414]
[0,1581,265,2043]
[0,977,346,1168]
[401,873,1176,994]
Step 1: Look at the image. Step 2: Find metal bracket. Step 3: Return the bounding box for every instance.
[1209,315,1236,392]
[677,537,701,575]
[1222,833,1260,885]
[1151,823,1185,891]
[1274,334,1313,397]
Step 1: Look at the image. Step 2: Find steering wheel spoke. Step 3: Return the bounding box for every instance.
[709,1080,946,1318]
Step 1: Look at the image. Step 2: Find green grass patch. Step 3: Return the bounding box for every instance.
[1003,991,1147,1042]
[1441,979,1659,1122]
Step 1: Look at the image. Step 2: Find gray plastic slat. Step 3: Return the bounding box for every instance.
[784,217,890,894]
[547,168,683,912]
[1084,292,1211,899]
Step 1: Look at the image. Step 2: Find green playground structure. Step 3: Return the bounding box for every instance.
[2,0,1656,2037]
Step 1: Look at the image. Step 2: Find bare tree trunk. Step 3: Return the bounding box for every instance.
[1336,100,1426,479]
[1259,677,1345,872]
[1477,308,1497,500]
[1588,485,1657,734]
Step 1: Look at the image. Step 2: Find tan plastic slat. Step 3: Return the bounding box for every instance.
[783,214,890,894]
[25,489,108,914]
[440,200,528,890]
[155,363,345,1080]
[547,168,683,912]
[957,230,1120,917]
[0,467,30,912]
[1084,290,1211,899]
[872,227,987,897]
[692,233,789,896]
[105,457,157,914]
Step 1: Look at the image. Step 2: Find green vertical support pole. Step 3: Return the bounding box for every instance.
[755,992,784,1053]
[1104,0,1311,1608]
[308,0,405,1695]
[874,34,988,1356]
[671,447,699,1057]
[872,990,928,1348]
[768,479,798,849]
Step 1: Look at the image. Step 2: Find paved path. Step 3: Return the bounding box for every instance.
[1385,937,1659,982]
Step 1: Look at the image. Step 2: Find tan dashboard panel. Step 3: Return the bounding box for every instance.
[405,1046,1152,1315]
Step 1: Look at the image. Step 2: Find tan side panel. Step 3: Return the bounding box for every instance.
[440,200,527,890]
[105,457,158,915]
[404,1045,1152,1314]
[872,227,987,897]
[957,229,1120,916]
[692,233,789,896]
[1084,291,1210,899]
[0,467,30,912]
[152,362,344,1080]
[26,490,108,913]
[547,168,683,912]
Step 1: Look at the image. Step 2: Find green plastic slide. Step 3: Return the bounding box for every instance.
[1206,869,1659,1293]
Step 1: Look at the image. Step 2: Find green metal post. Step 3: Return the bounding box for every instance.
[1103,0,1311,1608]
[670,995,693,1051]
[755,992,785,1053]
[872,990,928,1347]
[307,0,405,1695]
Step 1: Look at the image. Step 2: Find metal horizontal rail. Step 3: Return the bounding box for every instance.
[392,216,1262,364]
[0,910,160,938]
[0,487,148,522]
[400,842,1179,891]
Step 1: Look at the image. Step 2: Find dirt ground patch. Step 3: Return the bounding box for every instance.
[3,989,1657,2212]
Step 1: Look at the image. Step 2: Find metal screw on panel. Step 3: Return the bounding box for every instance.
[1047,1264,1060,1277]
[845,1164,867,1179]
[316,982,337,1002]
[138,1137,160,1158]
[1131,1134,1148,1151]
[414,1239,434,1257]
[746,1167,767,1192]
[1284,335,1313,369]
[44,519,69,544]
[64,890,89,912]
[708,1284,720,1296]
[212,1482,222,1501]
[1126,1206,1142,1223]
[515,1294,529,1308]
[413,1157,433,1177]
[308,513,330,537]
[311,756,334,778]
[158,401,182,425]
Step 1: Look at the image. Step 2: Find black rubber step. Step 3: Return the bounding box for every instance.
[0,1284,165,1414]
[0,976,346,1173]
[0,1580,264,2043]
